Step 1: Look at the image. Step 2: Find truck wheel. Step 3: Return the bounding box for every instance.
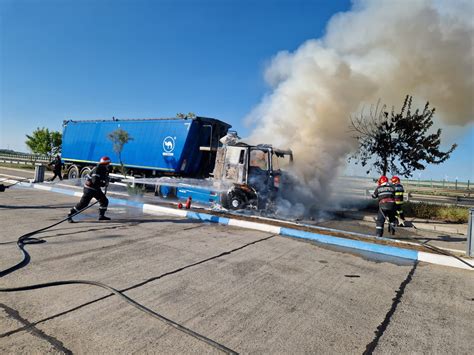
[68,165,79,179]
[80,167,91,179]
[222,190,246,210]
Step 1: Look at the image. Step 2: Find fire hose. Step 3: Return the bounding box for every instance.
[376,209,473,269]
[0,179,238,354]
[0,199,100,278]
[0,178,32,192]
[0,280,237,354]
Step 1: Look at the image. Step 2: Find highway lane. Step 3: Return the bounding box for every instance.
[0,186,472,353]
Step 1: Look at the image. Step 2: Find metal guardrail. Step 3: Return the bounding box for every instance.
[340,175,472,190]
[337,188,474,207]
[404,180,471,190]
[0,153,50,165]
[407,193,474,207]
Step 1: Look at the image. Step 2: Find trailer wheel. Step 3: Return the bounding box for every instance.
[80,167,91,179]
[68,165,79,180]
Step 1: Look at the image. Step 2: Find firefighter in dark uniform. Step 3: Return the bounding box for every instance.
[391,176,406,227]
[372,175,397,237]
[48,155,63,181]
[68,156,112,222]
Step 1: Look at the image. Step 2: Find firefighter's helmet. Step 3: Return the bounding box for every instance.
[378,176,389,185]
[391,176,400,184]
[99,156,111,165]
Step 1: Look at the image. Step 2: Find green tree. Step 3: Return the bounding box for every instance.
[176,112,196,119]
[349,95,457,177]
[107,128,133,176]
[25,128,62,158]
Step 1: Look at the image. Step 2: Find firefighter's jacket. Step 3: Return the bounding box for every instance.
[392,183,404,205]
[372,183,395,210]
[84,165,109,191]
[49,157,63,172]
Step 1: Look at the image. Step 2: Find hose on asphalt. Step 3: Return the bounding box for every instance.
[0,180,238,354]
[0,280,238,354]
[418,241,473,269]
[0,179,106,278]
[377,209,472,268]
[0,200,100,278]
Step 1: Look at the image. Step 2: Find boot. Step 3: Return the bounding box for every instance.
[98,209,111,221]
[67,209,75,223]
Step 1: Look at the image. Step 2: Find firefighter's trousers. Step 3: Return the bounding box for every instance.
[376,207,397,237]
[70,186,108,216]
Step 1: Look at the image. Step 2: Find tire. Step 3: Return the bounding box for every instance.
[221,190,246,210]
[80,167,91,179]
[68,165,79,179]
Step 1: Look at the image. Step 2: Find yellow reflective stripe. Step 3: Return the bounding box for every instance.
[395,192,403,195]
[395,201,404,204]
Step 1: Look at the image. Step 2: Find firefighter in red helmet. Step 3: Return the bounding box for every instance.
[391,176,406,227]
[67,156,112,222]
[372,175,397,237]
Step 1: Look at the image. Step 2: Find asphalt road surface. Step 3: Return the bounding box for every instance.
[0,183,473,354]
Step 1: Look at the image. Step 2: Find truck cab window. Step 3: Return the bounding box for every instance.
[239,149,245,164]
[249,150,268,170]
[226,147,245,165]
[273,153,291,171]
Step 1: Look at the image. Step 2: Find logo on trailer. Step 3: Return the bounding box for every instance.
[163,136,176,156]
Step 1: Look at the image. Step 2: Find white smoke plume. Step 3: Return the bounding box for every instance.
[246,0,473,214]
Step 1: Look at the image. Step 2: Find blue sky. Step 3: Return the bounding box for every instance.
[1,0,473,181]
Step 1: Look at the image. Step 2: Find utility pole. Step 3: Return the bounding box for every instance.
[467,209,473,257]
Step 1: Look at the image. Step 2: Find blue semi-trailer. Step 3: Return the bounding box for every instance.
[61,116,293,209]
[62,116,230,179]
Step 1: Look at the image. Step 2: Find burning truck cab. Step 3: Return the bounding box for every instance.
[213,142,293,210]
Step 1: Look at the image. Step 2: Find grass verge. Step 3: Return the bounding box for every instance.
[365,201,469,223]
[403,202,469,223]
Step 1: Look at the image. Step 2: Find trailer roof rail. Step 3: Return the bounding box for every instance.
[63,116,231,128]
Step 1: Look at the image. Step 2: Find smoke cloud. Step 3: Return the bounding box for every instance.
[245,0,473,214]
